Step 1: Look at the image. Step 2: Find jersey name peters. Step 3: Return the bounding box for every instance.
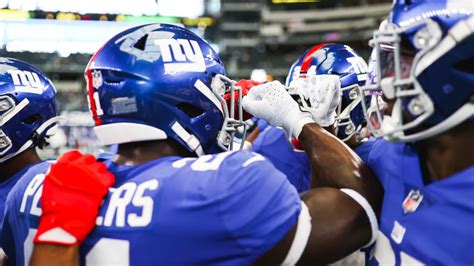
[19,173,159,228]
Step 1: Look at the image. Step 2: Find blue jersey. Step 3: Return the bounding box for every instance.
[364,138,474,265]
[0,161,51,251]
[252,126,311,192]
[1,151,301,266]
[252,127,376,193]
[0,161,51,240]
[354,138,377,163]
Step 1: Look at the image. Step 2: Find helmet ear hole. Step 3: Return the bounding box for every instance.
[22,114,43,125]
[176,103,205,118]
[400,36,416,55]
[454,56,474,74]
[133,34,149,51]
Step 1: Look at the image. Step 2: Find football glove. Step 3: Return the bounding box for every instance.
[289,75,341,127]
[34,150,115,246]
[242,81,314,138]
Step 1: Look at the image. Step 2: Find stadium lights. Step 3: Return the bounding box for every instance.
[272,0,320,3]
[0,0,205,17]
[0,19,217,56]
[0,9,29,20]
[0,19,144,55]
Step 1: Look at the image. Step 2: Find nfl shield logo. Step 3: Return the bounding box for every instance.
[402,189,423,213]
[92,70,103,89]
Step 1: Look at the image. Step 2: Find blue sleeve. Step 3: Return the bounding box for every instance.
[0,164,33,235]
[354,137,378,163]
[365,138,402,188]
[1,183,21,266]
[0,162,50,265]
[1,205,14,263]
[252,126,311,193]
[216,151,301,262]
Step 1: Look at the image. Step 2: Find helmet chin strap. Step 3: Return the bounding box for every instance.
[171,121,204,156]
[36,116,64,138]
[0,116,62,163]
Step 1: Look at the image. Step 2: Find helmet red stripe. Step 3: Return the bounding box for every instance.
[86,68,102,126]
[300,44,327,74]
[85,48,104,126]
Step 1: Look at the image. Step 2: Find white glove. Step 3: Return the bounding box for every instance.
[242,81,314,138]
[289,75,342,127]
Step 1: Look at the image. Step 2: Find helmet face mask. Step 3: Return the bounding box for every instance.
[361,7,474,142]
[211,74,247,151]
[334,84,364,142]
[0,95,22,156]
[0,129,12,156]
[361,19,439,141]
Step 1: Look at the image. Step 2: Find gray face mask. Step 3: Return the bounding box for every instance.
[211,74,248,152]
[360,19,441,142]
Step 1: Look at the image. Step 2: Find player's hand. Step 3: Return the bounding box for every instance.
[289,75,341,127]
[224,79,261,121]
[235,79,261,91]
[242,80,314,138]
[34,150,115,246]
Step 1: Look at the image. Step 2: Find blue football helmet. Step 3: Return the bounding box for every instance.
[86,24,246,155]
[286,43,369,142]
[361,0,474,142]
[0,58,59,163]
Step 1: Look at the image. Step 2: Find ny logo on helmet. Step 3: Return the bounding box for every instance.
[115,24,206,73]
[347,57,368,81]
[7,70,44,94]
[154,38,206,73]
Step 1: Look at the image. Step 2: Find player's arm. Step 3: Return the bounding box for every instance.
[243,79,382,265]
[0,249,9,266]
[30,245,79,266]
[293,76,383,214]
[29,151,114,266]
[246,77,382,217]
[245,126,260,144]
[288,123,381,265]
[255,187,372,265]
[256,124,380,264]
[243,79,382,208]
[299,123,383,209]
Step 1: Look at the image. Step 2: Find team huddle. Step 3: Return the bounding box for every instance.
[0,0,473,265]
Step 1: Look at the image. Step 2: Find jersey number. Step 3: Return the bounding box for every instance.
[373,231,423,265]
[172,151,233,171]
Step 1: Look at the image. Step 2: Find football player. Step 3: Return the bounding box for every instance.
[250,43,372,192]
[2,24,382,265]
[359,0,474,264]
[0,58,113,266]
[0,58,59,229]
[287,44,374,265]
